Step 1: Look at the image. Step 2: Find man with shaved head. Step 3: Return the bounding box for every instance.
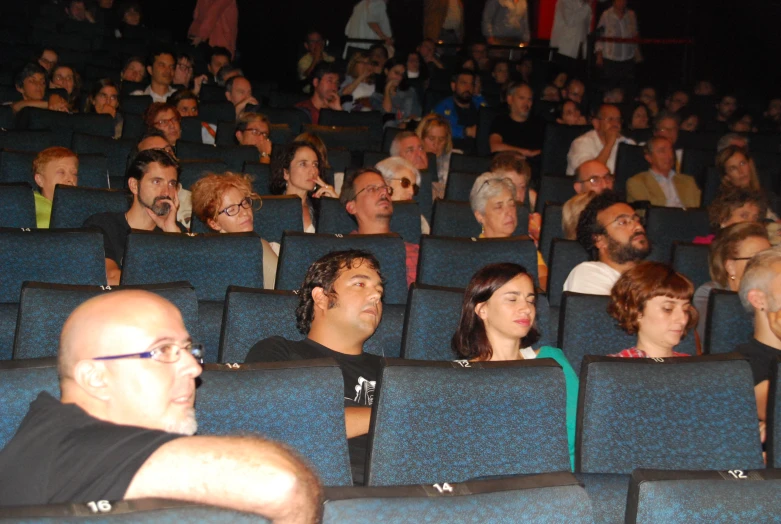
[0,290,322,522]
[573,160,614,195]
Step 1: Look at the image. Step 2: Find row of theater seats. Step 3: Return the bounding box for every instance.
[0,353,777,521]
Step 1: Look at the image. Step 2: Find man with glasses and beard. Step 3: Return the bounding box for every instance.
[563,190,651,295]
[83,149,185,286]
[433,69,485,152]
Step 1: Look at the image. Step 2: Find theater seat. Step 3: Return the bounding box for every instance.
[430,200,529,238]
[50,186,130,229]
[704,289,753,355]
[0,359,59,449]
[644,206,709,263]
[541,124,591,177]
[0,183,35,228]
[671,242,710,289]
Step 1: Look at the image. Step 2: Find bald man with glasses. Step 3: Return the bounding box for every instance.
[573,160,614,195]
[0,290,322,522]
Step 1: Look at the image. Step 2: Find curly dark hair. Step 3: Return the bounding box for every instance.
[295,250,384,334]
[451,263,540,361]
[575,190,625,261]
[270,141,323,195]
[708,187,767,231]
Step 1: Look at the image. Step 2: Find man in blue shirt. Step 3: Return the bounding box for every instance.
[433,69,486,152]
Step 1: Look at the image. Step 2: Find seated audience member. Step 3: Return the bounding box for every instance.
[172,53,206,96]
[246,250,385,485]
[452,263,579,469]
[566,104,634,175]
[375,156,430,234]
[368,44,390,73]
[11,63,64,114]
[84,79,122,138]
[573,160,614,195]
[0,290,322,517]
[469,173,547,287]
[564,191,651,295]
[340,51,375,111]
[678,107,699,132]
[370,57,421,129]
[225,76,259,118]
[390,131,429,180]
[298,30,335,89]
[626,137,701,209]
[134,130,191,226]
[759,98,781,133]
[417,38,445,74]
[556,100,587,126]
[294,131,341,192]
[488,60,510,99]
[717,133,749,153]
[693,80,715,96]
[32,147,79,228]
[636,86,659,116]
[728,111,756,134]
[169,89,216,145]
[206,47,232,85]
[217,64,243,87]
[562,191,597,240]
[490,151,537,211]
[433,69,485,152]
[295,61,342,125]
[131,48,176,103]
[562,78,585,106]
[234,112,272,163]
[693,222,770,341]
[623,102,650,131]
[341,168,418,286]
[607,261,698,358]
[121,56,147,84]
[665,89,689,114]
[468,42,491,72]
[49,65,80,112]
[693,188,767,245]
[652,110,682,167]
[704,94,738,133]
[37,48,58,73]
[83,150,185,286]
[602,87,624,105]
[65,0,95,23]
[717,146,781,219]
[737,247,781,441]
[488,83,544,164]
[541,84,561,102]
[143,102,181,150]
[270,141,337,233]
[115,1,143,37]
[416,113,453,187]
[190,173,278,285]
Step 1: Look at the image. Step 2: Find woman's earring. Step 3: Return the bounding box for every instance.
[730,274,736,281]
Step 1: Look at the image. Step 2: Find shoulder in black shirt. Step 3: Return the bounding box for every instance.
[735,338,781,385]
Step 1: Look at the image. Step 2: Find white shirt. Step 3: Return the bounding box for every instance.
[563,261,621,295]
[649,169,684,208]
[595,7,639,62]
[442,0,463,30]
[130,85,176,103]
[344,0,392,55]
[549,0,592,59]
[566,129,635,175]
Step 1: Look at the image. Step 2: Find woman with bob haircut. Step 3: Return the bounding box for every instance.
[716,145,780,220]
[191,172,278,288]
[452,262,578,468]
[693,222,770,340]
[607,261,699,358]
[415,113,454,186]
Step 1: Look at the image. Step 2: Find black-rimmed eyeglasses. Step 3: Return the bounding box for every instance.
[355,184,394,198]
[218,196,254,217]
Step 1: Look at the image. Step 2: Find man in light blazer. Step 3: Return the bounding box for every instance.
[626,136,701,209]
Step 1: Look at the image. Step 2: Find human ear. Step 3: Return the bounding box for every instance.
[128,177,139,196]
[475,301,488,320]
[311,286,329,313]
[73,360,110,401]
[747,289,767,312]
[346,201,356,215]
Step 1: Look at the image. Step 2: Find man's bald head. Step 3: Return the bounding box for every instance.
[574,160,614,194]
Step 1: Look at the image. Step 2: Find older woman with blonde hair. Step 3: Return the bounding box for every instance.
[341,51,375,112]
[191,172,278,288]
[416,113,453,186]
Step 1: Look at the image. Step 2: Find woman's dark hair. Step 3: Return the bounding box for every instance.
[270,141,323,195]
[125,148,180,183]
[622,101,650,130]
[295,250,384,334]
[451,263,540,361]
[374,57,408,93]
[84,78,120,113]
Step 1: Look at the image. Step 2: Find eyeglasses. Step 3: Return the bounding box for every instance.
[176,63,193,71]
[96,92,118,101]
[93,342,204,364]
[155,117,179,128]
[244,128,269,138]
[219,196,254,217]
[730,256,754,261]
[392,177,419,195]
[607,214,644,228]
[354,184,393,198]
[577,174,615,185]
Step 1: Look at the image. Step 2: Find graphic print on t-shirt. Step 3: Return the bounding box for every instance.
[352,376,376,406]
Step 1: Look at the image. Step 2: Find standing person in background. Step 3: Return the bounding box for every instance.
[550,0,592,78]
[423,0,464,44]
[344,0,393,56]
[482,0,531,45]
[595,0,642,87]
[188,0,238,59]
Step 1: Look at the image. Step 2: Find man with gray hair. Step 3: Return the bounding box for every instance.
[716,132,749,153]
[389,131,428,171]
[626,136,700,208]
[736,247,781,440]
[488,82,544,160]
[653,110,683,168]
[375,156,430,234]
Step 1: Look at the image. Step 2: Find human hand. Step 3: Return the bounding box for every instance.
[521,148,541,158]
[312,176,337,198]
[325,93,342,110]
[605,127,620,144]
[192,74,207,95]
[596,53,604,68]
[48,94,69,112]
[144,191,180,232]
[189,35,204,46]
[235,96,260,115]
[465,125,477,138]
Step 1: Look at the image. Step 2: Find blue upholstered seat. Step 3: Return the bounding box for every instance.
[704,289,753,355]
[644,206,709,263]
[671,242,711,289]
[430,200,529,238]
[50,186,130,229]
[0,183,36,228]
[0,359,59,449]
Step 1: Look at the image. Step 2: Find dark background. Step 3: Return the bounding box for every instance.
[145,0,781,98]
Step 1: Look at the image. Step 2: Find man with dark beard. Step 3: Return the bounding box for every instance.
[433,69,485,152]
[83,149,185,286]
[563,190,651,295]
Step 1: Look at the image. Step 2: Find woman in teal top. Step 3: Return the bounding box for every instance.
[452,262,579,470]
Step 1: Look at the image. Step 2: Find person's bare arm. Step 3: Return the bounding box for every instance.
[488,134,541,157]
[595,129,618,166]
[11,99,48,114]
[125,436,322,524]
[755,379,769,424]
[345,406,371,439]
[105,258,121,286]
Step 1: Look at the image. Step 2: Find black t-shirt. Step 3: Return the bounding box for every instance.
[735,338,781,385]
[245,337,382,485]
[489,113,545,151]
[0,392,181,506]
[454,102,479,130]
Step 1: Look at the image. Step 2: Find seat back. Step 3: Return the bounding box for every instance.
[680,148,713,186]
[671,242,711,289]
[324,473,594,523]
[242,161,272,194]
[770,357,781,468]
[475,106,500,157]
[120,94,152,114]
[253,195,304,244]
[50,186,130,229]
[121,232,264,301]
[444,171,479,201]
[317,198,422,244]
[367,359,571,486]
[319,109,383,152]
[559,292,698,372]
[535,174,576,213]
[430,200,529,238]
[539,203,564,265]
[418,235,539,289]
[644,206,709,263]
[198,101,235,125]
[0,130,61,153]
[71,133,135,178]
[179,117,205,143]
[400,284,464,360]
[704,289,753,354]
[577,355,763,474]
[541,124,591,176]
[625,469,781,524]
[262,107,309,134]
[0,359,59,449]
[449,153,492,174]
[76,154,111,189]
[276,232,408,304]
[14,282,199,360]
[0,183,35,228]
[302,124,371,152]
[178,160,229,191]
[614,143,648,193]
[545,239,589,308]
[0,229,106,303]
[197,360,352,486]
[176,141,258,172]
